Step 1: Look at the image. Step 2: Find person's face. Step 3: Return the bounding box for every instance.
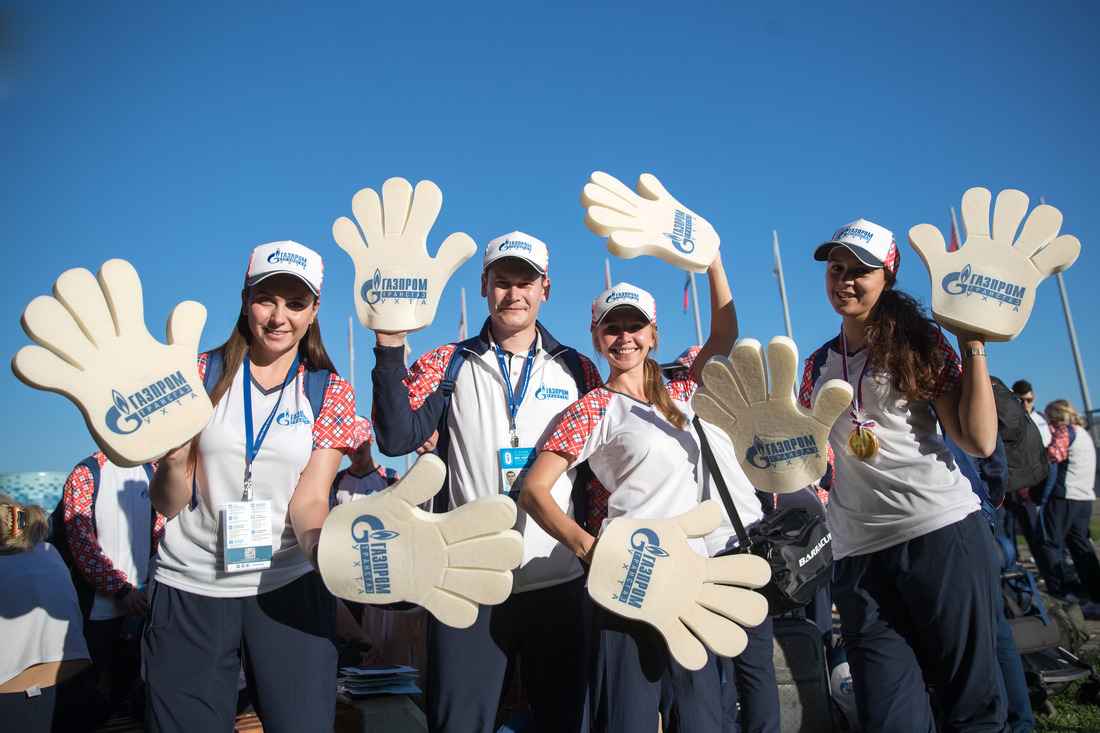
[481,259,549,336]
[245,275,318,360]
[825,247,887,321]
[595,307,655,373]
[1016,391,1036,414]
[349,438,374,472]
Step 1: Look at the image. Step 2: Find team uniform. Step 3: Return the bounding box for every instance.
[146,353,361,733]
[799,332,1007,732]
[371,318,601,733]
[542,370,721,732]
[1035,424,1100,601]
[329,465,399,508]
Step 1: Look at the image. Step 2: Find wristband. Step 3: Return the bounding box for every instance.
[961,347,986,359]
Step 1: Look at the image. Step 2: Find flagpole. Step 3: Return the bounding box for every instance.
[773,230,793,339]
[604,259,612,290]
[348,316,355,392]
[949,207,962,252]
[689,273,703,345]
[459,287,467,341]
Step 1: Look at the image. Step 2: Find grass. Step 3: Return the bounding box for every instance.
[1032,654,1100,732]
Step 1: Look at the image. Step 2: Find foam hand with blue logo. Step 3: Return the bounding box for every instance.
[580,172,720,273]
[692,337,852,494]
[12,259,212,468]
[332,177,477,333]
[587,500,770,670]
[909,187,1080,341]
[318,453,524,629]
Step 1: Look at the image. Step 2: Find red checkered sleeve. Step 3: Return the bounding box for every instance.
[930,330,963,401]
[379,466,401,486]
[64,452,131,595]
[197,352,209,381]
[403,344,458,410]
[542,389,612,461]
[587,476,609,536]
[1047,425,1070,463]
[798,351,820,410]
[578,354,604,393]
[313,373,363,454]
[666,369,697,402]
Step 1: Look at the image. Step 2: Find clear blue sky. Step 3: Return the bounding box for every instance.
[2,1,1098,475]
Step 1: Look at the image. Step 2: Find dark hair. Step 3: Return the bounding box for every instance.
[865,287,945,405]
[1012,380,1033,395]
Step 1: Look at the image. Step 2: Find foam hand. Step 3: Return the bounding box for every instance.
[580,172,719,272]
[333,177,477,333]
[588,501,770,669]
[12,259,211,468]
[693,337,851,494]
[909,188,1080,341]
[318,454,524,629]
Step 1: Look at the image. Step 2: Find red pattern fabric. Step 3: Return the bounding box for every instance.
[64,451,166,595]
[403,344,459,410]
[1047,424,1071,463]
[314,374,363,453]
[587,477,610,535]
[543,388,612,461]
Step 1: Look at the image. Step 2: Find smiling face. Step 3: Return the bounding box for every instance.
[825,246,888,324]
[481,258,549,340]
[244,274,319,363]
[594,306,656,375]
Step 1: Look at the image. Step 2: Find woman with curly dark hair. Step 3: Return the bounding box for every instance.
[798,219,1005,732]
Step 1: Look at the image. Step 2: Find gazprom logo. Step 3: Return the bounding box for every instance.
[835,226,873,243]
[535,385,570,401]
[662,209,696,253]
[745,434,820,469]
[276,409,311,427]
[104,371,195,435]
[362,268,429,306]
[941,264,1026,308]
[350,515,398,595]
[267,249,309,270]
[499,239,533,253]
[615,528,669,610]
[606,291,640,305]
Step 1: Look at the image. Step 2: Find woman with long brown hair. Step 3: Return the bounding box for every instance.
[146,241,362,733]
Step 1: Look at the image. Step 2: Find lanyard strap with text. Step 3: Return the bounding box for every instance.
[242,353,300,501]
[495,342,536,448]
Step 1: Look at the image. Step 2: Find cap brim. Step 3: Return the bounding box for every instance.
[593,303,655,329]
[813,241,883,269]
[245,271,321,296]
[483,254,547,276]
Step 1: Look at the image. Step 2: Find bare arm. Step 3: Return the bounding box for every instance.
[289,447,343,570]
[149,443,194,519]
[517,451,597,564]
[934,330,997,458]
[690,251,738,377]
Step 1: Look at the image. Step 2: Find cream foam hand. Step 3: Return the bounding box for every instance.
[587,501,771,670]
[12,259,211,468]
[692,337,852,494]
[333,177,476,333]
[318,454,524,629]
[580,171,720,272]
[909,187,1080,341]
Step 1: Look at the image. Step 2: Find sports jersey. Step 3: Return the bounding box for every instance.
[1047,425,1097,502]
[155,354,361,597]
[63,451,164,619]
[542,370,707,556]
[330,465,400,507]
[798,332,978,559]
[372,319,602,593]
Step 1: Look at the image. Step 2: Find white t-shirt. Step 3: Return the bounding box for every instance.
[1029,410,1053,446]
[800,334,978,559]
[155,356,359,597]
[90,461,154,620]
[0,544,90,686]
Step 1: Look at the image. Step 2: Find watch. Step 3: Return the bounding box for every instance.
[961,347,986,359]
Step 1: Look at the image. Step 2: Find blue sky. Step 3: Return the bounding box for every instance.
[2,1,1098,475]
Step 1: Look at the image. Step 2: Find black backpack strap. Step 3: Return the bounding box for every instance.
[693,415,751,548]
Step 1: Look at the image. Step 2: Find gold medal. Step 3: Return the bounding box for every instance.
[848,426,879,460]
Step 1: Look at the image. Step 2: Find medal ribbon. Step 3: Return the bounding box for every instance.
[243,353,300,501]
[839,331,876,434]
[495,342,537,446]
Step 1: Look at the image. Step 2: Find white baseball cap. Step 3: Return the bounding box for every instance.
[483,231,549,276]
[246,240,324,296]
[813,219,900,275]
[591,283,658,330]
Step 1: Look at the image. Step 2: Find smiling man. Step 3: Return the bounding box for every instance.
[369,231,601,733]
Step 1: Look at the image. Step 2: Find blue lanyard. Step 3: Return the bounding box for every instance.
[495,341,536,447]
[242,353,300,500]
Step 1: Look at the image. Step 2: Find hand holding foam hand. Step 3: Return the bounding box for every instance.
[580,172,720,272]
[909,188,1080,341]
[587,501,770,670]
[12,259,211,468]
[333,177,477,333]
[692,337,852,494]
[318,454,524,629]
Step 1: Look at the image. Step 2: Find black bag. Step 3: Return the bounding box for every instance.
[991,376,1049,492]
[694,417,833,615]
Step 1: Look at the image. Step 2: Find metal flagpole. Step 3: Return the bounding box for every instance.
[459,287,467,341]
[348,316,355,392]
[773,230,793,339]
[690,273,703,346]
[949,207,962,252]
[1040,196,1092,414]
[604,258,612,290]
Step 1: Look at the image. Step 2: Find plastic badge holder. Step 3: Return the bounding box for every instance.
[318,454,524,629]
[581,172,720,273]
[909,187,1080,342]
[587,501,770,670]
[333,177,477,333]
[692,337,852,495]
[12,259,211,468]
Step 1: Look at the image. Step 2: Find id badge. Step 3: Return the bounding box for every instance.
[223,501,274,572]
[498,446,536,500]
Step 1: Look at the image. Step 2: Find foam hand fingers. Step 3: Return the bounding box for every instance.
[421,589,479,629]
[433,232,478,279]
[381,177,416,236]
[960,187,993,240]
[52,267,114,346]
[704,553,772,589]
[445,530,524,570]
[635,173,673,202]
[674,500,723,538]
[166,301,207,351]
[403,180,444,238]
[659,620,709,671]
[1031,233,1080,276]
[680,604,749,658]
[440,567,514,605]
[696,582,769,627]
[587,206,644,238]
[437,495,518,545]
[581,171,640,216]
[20,296,97,366]
[765,337,799,399]
[332,215,368,258]
[98,259,147,336]
[992,189,1029,245]
[12,344,82,394]
[729,339,768,404]
[699,356,749,414]
[811,379,854,429]
[388,454,447,510]
[907,223,949,269]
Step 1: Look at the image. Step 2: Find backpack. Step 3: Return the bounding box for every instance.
[990,376,1049,492]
